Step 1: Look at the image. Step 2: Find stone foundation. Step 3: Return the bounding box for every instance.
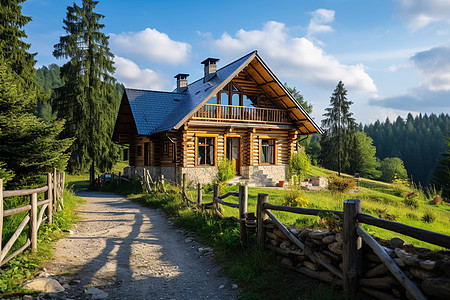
[124,164,288,187]
[242,165,288,187]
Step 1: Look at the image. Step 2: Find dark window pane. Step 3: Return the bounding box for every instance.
[198,146,205,165]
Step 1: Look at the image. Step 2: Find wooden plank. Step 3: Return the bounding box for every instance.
[357,227,427,300]
[216,198,239,208]
[357,213,450,249]
[1,214,30,261]
[343,199,362,296]
[257,193,269,246]
[265,210,305,251]
[239,185,248,248]
[31,193,37,252]
[3,186,48,197]
[37,204,48,229]
[47,173,52,225]
[3,205,32,217]
[0,238,31,267]
[263,203,344,218]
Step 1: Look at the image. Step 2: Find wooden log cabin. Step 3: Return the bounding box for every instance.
[113,51,322,186]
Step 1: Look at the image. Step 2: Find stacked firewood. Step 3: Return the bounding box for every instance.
[264,221,450,300]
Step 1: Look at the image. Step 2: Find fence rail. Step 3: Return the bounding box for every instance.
[192,104,291,124]
[137,172,449,299]
[0,169,64,267]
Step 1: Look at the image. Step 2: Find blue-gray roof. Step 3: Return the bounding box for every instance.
[125,89,183,135]
[125,51,257,135]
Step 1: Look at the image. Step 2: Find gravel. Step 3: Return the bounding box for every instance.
[36,191,239,300]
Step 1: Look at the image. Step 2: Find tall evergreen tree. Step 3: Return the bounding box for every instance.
[347,132,380,179]
[0,0,36,84]
[0,1,72,187]
[53,0,120,183]
[284,83,313,114]
[319,81,356,175]
[433,138,450,199]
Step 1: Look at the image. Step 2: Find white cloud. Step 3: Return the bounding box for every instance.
[210,21,376,92]
[396,0,450,30]
[113,56,168,90]
[307,9,335,36]
[110,28,191,65]
[411,46,450,91]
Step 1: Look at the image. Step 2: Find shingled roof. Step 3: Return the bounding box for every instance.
[113,50,322,141]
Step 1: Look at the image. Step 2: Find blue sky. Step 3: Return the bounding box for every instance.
[22,0,450,125]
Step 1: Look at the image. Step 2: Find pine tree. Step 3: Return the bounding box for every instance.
[433,138,450,199]
[319,81,356,175]
[0,0,36,85]
[53,0,120,183]
[0,58,72,187]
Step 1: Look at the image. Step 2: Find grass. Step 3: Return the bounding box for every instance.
[108,180,342,300]
[0,188,84,296]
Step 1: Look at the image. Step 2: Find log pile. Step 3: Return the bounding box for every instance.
[263,220,450,300]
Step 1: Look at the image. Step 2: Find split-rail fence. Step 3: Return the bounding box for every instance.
[0,169,65,267]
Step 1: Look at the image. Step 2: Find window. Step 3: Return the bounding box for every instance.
[162,140,169,156]
[260,139,275,164]
[137,145,143,157]
[197,137,215,166]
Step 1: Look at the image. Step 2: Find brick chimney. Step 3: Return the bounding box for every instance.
[174,73,189,93]
[201,58,220,82]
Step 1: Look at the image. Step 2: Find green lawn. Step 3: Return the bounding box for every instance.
[186,167,450,250]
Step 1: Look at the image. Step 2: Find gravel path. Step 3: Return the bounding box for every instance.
[41,191,239,300]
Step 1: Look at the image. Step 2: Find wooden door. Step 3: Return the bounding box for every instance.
[226,137,241,175]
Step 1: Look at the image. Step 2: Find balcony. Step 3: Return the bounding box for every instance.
[191,104,291,124]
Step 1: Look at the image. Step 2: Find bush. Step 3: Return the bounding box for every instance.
[328,174,356,193]
[282,195,309,208]
[403,192,420,209]
[216,158,236,183]
[287,151,311,181]
[422,210,437,223]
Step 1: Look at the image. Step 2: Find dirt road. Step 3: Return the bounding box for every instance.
[41,191,239,299]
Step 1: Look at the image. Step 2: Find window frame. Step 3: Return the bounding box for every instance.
[259,138,276,165]
[195,134,218,166]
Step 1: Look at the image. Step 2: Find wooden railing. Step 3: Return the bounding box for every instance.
[0,170,65,266]
[191,104,291,124]
[258,197,449,300]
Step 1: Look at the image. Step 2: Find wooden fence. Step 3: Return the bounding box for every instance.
[0,169,65,267]
[138,174,450,299]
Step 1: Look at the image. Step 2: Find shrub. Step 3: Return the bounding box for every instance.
[287,151,311,181]
[216,158,236,183]
[282,195,309,208]
[422,210,437,223]
[318,212,343,232]
[283,185,302,206]
[328,174,356,193]
[403,192,420,209]
[375,208,398,221]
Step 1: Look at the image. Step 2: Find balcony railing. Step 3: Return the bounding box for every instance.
[191,104,290,124]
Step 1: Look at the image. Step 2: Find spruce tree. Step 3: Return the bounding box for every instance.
[53,0,120,183]
[319,81,356,175]
[433,138,450,199]
[0,0,36,85]
[0,1,72,187]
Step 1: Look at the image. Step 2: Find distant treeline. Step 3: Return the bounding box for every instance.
[364,113,450,186]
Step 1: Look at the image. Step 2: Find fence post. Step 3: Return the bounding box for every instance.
[343,199,362,297]
[47,173,53,225]
[197,183,202,205]
[257,193,269,246]
[239,185,248,248]
[30,192,38,252]
[53,168,57,212]
[118,171,121,186]
[213,183,219,212]
[0,179,3,256]
[60,172,65,209]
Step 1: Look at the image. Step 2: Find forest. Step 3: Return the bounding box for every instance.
[364,113,450,186]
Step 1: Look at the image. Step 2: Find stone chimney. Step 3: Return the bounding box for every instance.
[201,58,220,82]
[174,73,189,93]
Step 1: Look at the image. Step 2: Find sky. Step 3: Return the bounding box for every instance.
[22,0,450,125]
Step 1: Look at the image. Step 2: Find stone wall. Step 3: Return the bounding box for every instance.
[123,166,178,183]
[180,166,217,186]
[264,221,450,300]
[242,164,287,186]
